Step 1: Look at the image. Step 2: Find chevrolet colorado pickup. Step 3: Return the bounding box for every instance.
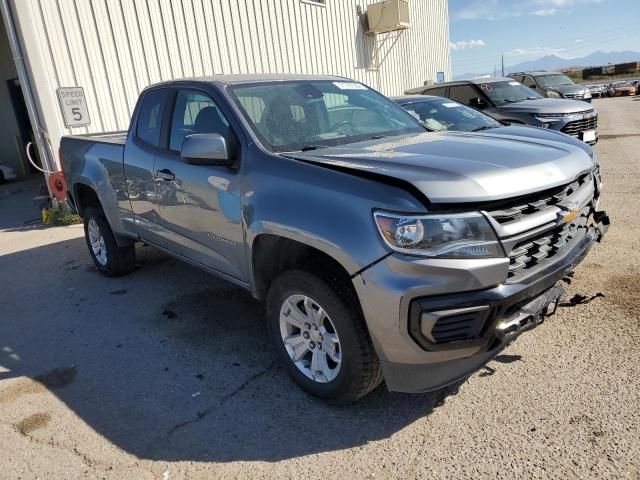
[60,75,609,403]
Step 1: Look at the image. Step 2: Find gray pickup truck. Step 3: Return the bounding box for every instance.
[61,74,609,403]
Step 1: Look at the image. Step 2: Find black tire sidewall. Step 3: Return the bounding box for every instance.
[266,270,373,402]
[83,206,134,277]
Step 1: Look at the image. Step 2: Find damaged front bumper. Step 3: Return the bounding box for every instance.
[369,213,609,394]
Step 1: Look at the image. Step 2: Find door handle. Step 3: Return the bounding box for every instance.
[155,169,175,181]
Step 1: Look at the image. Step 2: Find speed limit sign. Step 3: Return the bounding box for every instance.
[57,87,90,127]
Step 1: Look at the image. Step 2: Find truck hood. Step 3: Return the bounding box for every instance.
[497,98,593,114]
[284,131,595,204]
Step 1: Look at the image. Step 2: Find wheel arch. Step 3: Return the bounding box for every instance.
[73,181,135,247]
[73,182,101,216]
[251,234,361,314]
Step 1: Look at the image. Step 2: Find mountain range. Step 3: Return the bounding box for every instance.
[454,50,640,79]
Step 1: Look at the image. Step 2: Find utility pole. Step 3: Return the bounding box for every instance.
[501,53,504,76]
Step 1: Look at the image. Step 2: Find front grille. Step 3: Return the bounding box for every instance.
[487,173,591,225]
[561,116,598,137]
[507,210,589,278]
[564,93,583,99]
[508,224,570,276]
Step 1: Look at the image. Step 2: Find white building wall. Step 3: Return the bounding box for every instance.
[8,0,450,160]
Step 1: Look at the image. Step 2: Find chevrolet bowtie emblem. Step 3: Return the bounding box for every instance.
[560,208,580,224]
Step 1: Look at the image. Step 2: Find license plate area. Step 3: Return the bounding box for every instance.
[495,287,563,340]
[582,130,596,142]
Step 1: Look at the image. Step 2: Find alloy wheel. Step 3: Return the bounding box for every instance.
[279,294,342,383]
[87,218,108,266]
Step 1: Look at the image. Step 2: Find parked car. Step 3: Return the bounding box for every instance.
[393,95,595,156]
[608,81,636,96]
[585,84,605,98]
[509,71,592,102]
[406,77,599,145]
[605,81,625,97]
[0,162,17,183]
[60,74,609,403]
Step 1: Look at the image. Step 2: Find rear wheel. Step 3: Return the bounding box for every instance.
[83,206,135,276]
[266,270,382,403]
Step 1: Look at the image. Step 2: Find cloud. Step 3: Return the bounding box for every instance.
[450,39,486,50]
[452,0,521,21]
[506,46,567,57]
[532,8,558,15]
[451,0,604,21]
[534,0,602,6]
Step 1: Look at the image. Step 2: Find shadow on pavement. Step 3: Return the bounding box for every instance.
[0,175,46,230]
[0,234,469,463]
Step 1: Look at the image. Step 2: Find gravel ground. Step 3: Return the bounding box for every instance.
[0,96,638,480]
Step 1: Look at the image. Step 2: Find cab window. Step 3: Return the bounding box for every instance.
[169,91,237,153]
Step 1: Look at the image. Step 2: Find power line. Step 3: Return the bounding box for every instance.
[451,22,640,68]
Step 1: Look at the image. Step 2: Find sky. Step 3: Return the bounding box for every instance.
[448,0,640,76]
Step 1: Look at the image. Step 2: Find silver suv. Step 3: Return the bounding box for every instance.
[509,71,592,102]
[408,77,598,145]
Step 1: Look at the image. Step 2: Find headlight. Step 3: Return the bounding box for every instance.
[547,90,562,98]
[584,91,592,99]
[374,211,503,258]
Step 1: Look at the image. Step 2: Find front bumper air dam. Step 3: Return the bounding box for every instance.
[382,215,608,394]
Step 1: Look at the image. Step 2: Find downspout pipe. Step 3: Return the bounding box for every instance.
[0,0,56,178]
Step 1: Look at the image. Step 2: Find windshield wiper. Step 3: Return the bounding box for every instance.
[470,126,496,132]
[300,145,324,152]
[370,134,386,140]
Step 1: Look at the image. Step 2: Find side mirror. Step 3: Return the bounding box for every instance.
[469,97,488,109]
[180,133,232,166]
[529,84,537,89]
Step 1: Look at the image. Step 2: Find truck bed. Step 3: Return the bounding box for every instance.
[64,131,128,145]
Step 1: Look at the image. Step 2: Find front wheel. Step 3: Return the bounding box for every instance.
[83,206,135,277]
[266,270,382,403]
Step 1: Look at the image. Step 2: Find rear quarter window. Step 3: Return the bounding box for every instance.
[424,86,447,97]
[136,89,168,147]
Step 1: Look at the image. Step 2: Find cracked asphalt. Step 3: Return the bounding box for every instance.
[1,96,639,479]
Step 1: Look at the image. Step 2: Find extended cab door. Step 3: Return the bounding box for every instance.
[152,88,246,282]
[123,87,169,247]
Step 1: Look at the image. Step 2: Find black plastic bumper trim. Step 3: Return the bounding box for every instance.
[408,225,600,352]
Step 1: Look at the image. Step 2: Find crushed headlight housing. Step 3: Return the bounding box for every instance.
[374,211,504,258]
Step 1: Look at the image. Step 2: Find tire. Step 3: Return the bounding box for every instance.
[266,270,383,403]
[83,206,135,277]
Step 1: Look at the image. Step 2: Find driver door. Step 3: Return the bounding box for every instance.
[152,89,246,282]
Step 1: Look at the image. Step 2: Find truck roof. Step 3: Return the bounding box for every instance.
[149,73,348,88]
